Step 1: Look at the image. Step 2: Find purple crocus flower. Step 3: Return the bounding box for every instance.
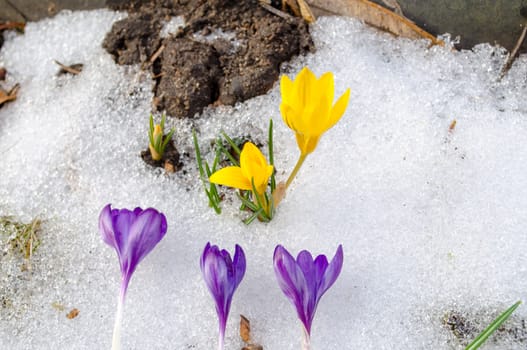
[273,244,344,349]
[200,242,246,350]
[99,204,167,350]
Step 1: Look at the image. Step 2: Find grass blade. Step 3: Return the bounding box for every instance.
[268,119,276,192]
[192,129,206,178]
[215,137,239,166]
[221,130,242,156]
[465,300,522,350]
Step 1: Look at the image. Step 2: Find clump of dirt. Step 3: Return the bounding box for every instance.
[103,11,164,65]
[140,138,181,172]
[443,311,477,341]
[157,37,221,118]
[104,0,313,119]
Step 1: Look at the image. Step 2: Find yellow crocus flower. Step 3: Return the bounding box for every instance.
[280,67,350,155]
[209,142,273,196]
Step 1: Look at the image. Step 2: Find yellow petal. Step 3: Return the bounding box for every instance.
[239,142,273,194]
[280,103,303,132]
[209,166,252,191]
[293,67,316,108]
[304,93,332,135]
[328,88,351,130]
[318,72,335,105]
[255,164,274,195]
[241,142,265,175]
[280,75,294,105]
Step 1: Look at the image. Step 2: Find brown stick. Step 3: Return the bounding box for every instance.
[499,23,527,80]
[54,60,82,75]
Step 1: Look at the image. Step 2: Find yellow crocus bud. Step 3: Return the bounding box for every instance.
[149,124,163,161]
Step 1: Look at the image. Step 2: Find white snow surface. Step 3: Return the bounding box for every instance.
[1,9,527,350]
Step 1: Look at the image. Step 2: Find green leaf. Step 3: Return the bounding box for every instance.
[243,208,263,225]
[216,137,238,166]
[148,114,155,146]
[465,300,522,350]
[193,129,222,214]
[221,131,241,156]
[268,118,276,192]
[237,192,259,212]
[160,128,175,153]
[193,129,206,178]
[160,112,166,131]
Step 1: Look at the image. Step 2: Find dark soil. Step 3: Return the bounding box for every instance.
[103,0,313,119]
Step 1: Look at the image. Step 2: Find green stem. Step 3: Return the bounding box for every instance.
[286,153,308,189]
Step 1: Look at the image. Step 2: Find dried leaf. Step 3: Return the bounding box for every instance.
[283,0,301,17]
[449,120,457,132]
[297,0,316,23]
[240,314,251,343]
[0,68,6,81]
[307,0,442,45]
[0,84,19,106]
[66,308,79,319]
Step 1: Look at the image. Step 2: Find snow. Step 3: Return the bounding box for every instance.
[1,9,527,350]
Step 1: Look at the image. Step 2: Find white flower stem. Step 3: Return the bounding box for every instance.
[111,280,128,350]
[301,326,311,350]
[218,331,224,350]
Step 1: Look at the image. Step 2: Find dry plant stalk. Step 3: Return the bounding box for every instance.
[0,216,42,261]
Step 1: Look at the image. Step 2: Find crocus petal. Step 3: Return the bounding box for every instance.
[209,166,252,191]
[318,245,344,298]
[280,74,294,104]
[294,67,316,108]
[240,143,265,180]
[232,244,246,287]
[318,72,335,105]
[328,88,351,130]
[304,93,332,135]
[125,208,168,276]
[99,204,117,248]
[112,208,138,272]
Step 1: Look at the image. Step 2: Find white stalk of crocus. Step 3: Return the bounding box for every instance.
[302,325,311,350]
[111,279,129,350]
